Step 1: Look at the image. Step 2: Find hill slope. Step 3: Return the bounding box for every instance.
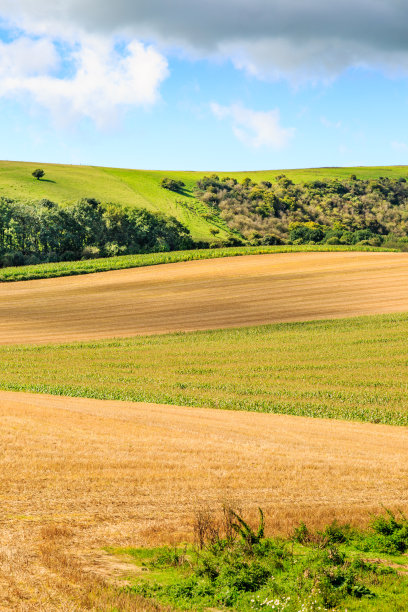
[1,160,408,241]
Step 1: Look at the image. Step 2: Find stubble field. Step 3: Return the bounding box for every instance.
[1,391,408,609]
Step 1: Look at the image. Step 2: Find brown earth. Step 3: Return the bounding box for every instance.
[1,390,407,609]
[2,251,408,344]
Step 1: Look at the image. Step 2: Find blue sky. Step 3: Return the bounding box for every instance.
[0,1,408,171]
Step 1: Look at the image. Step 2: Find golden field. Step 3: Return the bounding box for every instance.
[1,250,408,609]
[1,391,408,609]
[2,251,408,344]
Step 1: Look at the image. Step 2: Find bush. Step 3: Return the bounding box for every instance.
[82,245,101,259]
[1,251,26,267]
[160,177,185,192]
[289,222,326,244]
[361,509,408,554]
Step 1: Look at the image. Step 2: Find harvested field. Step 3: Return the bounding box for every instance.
[1,390,408,609]
[2,251,408,345]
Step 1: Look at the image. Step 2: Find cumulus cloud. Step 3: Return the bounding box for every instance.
[211,102,294,149]
[0,35,169,125]
[2,0,408,80]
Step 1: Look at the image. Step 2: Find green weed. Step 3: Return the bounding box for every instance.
[116,509,408,611]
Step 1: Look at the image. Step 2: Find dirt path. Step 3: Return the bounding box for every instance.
[1,390,407,608]
[2,251,408,344]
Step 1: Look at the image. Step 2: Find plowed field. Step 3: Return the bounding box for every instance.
[2,251,408,344]
[1,390,407,608]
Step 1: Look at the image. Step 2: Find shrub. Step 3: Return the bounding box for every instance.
[160,177,185,192]
[81,245,101,259]
[325,236,341,245]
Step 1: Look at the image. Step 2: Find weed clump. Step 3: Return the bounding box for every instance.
[124,507,406,610]
[358,509,408,555]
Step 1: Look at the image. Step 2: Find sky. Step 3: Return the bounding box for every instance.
[0,0,408,171]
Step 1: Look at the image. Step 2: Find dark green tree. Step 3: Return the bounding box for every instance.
[32,169,45,180]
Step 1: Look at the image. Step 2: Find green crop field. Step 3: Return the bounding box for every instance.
[2,312,408,426]
[2,160,408,242]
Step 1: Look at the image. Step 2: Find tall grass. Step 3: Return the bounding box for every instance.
[1,312,408,426]
[0,244,395,283]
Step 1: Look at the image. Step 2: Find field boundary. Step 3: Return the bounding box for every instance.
[0,244,396,283]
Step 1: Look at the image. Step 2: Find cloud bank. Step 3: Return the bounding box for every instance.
[2,0,408,80]
[0,0,407,133]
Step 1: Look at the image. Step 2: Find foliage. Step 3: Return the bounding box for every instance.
[231,507,265,547]
[3,161,408,245]
[32,169,45,180]
[0,197,193,267]
[121,509,408,611]
[194,174,408,244]
[160,177,186,193]
[358,509,408,555]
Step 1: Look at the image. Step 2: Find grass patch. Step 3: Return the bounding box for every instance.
[2,313,408,425]
[0,244,395,282]
[111,508,408,611]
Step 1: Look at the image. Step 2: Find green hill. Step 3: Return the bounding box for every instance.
[1,160,408,241]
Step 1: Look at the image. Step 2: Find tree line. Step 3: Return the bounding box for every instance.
[0,197,193,267]
[194,174,408,247]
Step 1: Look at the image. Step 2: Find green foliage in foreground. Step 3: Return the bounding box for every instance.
[112,510,408,611]
[0,244,395,282]
[2,313,408,426]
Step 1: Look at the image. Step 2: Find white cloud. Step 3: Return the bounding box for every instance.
[0,37,59,77]
[0,35,169,126]
[211,102,294,149]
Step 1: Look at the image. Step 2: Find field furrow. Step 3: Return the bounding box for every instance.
[2,251,408,345]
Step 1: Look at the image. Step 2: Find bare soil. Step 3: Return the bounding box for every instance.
[2,252,408,344]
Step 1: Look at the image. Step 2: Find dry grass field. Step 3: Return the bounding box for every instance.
[2,251,408,345]
[1,390,408,610]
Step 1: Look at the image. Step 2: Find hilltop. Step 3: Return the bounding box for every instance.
[1,160,408,242]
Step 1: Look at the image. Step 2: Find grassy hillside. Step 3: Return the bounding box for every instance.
[1,312,408,426]
[2,160,408,241]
